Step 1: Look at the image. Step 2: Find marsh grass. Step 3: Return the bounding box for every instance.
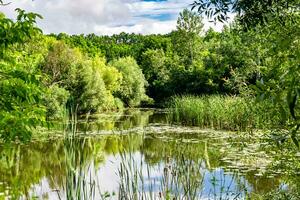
[167,95,284,131]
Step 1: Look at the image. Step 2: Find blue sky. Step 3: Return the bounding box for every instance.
[0,0,227,35]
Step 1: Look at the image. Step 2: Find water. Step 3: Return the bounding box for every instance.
[0,109,298,199]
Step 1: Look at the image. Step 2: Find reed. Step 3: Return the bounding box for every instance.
[167,95,284,131]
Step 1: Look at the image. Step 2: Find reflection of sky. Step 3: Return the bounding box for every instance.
[201,168,250,199]
[0,110,292,200]
[27,152,252,199]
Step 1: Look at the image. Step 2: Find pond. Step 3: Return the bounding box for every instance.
[0,109,298,199]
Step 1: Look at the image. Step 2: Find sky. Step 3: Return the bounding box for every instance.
[0,0,228,35]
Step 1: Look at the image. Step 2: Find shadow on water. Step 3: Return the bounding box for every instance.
[0,109,299,199]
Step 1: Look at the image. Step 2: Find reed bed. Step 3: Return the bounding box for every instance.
[167,95,284,131]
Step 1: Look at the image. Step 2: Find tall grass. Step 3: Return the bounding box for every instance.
[167,95,285,131]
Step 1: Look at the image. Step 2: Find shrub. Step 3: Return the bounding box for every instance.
[42,42,124,115]
[44,85,69,119]
[110,57,151,107]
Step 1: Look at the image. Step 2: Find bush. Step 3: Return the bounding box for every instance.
[110,57,151,107]
[44,85,69,119]
[42,42,124,115]
[74,58,112,113]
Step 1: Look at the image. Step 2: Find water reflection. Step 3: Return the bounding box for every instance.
[76,109,166,132]
[0,109,298,199]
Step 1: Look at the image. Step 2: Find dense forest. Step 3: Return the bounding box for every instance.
[1,3,299,142]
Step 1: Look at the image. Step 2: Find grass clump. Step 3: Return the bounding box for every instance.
[167,95,284,131]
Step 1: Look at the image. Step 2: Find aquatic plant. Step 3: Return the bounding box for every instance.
[167,95,285,131]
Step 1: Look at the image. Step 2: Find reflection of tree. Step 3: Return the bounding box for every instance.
[0,141,67,199]
[0,137,108,199]
[169,157,205,199]
[0,124,296,199]
[62,138,100,200]
[245,172,281,196]
[104,134,144,154]
[77,109,155,132]
[0,132,146,199]
[140,133,222,168]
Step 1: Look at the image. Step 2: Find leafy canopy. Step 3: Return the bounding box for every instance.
[0,8,45,142]
[191,0,300,27]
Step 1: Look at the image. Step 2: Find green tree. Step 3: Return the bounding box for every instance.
[140,49,171,99]
[42,41,123,114]
[172,9,204,66]
[193,0,300,145]
[0,9,45,141]
[110,57,150,107]
[0,9,42,50]
[191,0,299,27]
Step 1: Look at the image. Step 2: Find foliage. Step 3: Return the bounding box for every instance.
[0,62,46,141]
[74,57,115,113]
[44,85,69,119]
[191,0,299,27]
[1,4,299,146]
[172,9,204,66]
[110,57,151,107]
[0,9,42,50]
[51,10,249,102]
[140,49,171,99]
[192,0,300,146]
[252,16,300,146]
[41,41,124,114]
[0,9,46,142]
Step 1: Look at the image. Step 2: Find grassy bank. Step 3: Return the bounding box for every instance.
[167,95,285,131]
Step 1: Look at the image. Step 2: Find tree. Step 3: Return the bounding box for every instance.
[191,0,299,28]
[172,9,204,66]
[0,9,45,141]
[110,57,150,107]
[192,0,300,146]
[42,41,123,114]
[0,8,42,50]
[252,17,300,146]
[177,8,204,35]
[140,49,171,99]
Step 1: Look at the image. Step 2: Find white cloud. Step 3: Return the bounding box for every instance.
[1,0,133,34]
[0,0,232,35]
[94,19,177,35]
